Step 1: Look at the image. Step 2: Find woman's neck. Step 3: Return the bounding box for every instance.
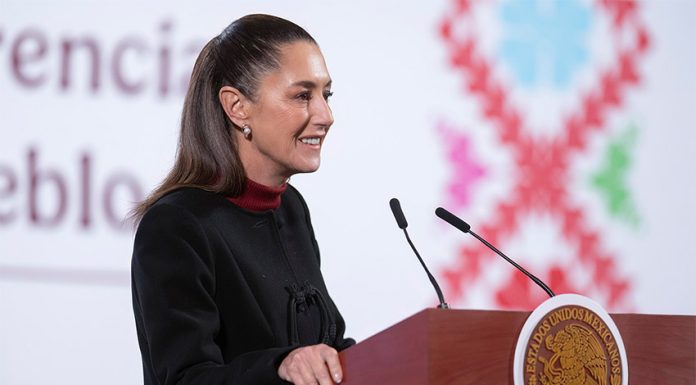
[227,177,287,211]
[237,139,289,187]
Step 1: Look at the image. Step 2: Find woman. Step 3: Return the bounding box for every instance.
[131,14,354,385]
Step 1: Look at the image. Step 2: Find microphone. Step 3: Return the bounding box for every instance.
[389,198,408,229]
[435,207,555,298]
[389,198,449,309]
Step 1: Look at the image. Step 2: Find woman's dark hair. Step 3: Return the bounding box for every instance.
[131,14,317,223]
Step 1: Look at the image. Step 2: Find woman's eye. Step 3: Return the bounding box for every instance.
[295,90,332,102]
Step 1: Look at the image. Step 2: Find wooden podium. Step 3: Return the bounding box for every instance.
[339,309,695,384]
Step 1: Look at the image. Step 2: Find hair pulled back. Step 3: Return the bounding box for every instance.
[132,14,317,223]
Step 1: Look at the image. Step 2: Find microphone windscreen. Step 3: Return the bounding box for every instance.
[435,207,471,233]
[389,198,408,229]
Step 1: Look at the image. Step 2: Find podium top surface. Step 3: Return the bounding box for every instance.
[339,308,695,385]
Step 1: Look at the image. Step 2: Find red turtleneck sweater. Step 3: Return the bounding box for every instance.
[228,178,287,211]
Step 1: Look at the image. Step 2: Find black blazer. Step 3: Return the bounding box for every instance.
[131,186,353,385]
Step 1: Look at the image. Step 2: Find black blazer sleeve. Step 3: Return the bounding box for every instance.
[131,203,292,385]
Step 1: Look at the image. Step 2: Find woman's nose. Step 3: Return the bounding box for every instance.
[311,96,334,128]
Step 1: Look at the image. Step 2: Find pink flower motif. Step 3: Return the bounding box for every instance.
[437,120,486,211]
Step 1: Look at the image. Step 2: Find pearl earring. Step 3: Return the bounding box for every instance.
[242,125,251,138]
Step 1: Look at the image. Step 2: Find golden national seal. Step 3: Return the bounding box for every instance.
[523,305,623,385]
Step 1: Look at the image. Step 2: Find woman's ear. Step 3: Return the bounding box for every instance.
[219,86,250,127]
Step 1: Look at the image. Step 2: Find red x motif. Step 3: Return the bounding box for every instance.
[438,0,649,310]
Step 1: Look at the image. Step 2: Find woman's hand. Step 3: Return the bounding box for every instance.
[278,344,343,385]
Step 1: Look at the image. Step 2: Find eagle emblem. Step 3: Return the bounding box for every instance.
[538,324,609,385]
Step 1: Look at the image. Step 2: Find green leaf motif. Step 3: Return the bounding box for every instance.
[590,124,640,227]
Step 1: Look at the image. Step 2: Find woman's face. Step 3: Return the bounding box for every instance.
[241,41,333,185]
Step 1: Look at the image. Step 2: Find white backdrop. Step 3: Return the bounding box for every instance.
[1,1,695,384]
